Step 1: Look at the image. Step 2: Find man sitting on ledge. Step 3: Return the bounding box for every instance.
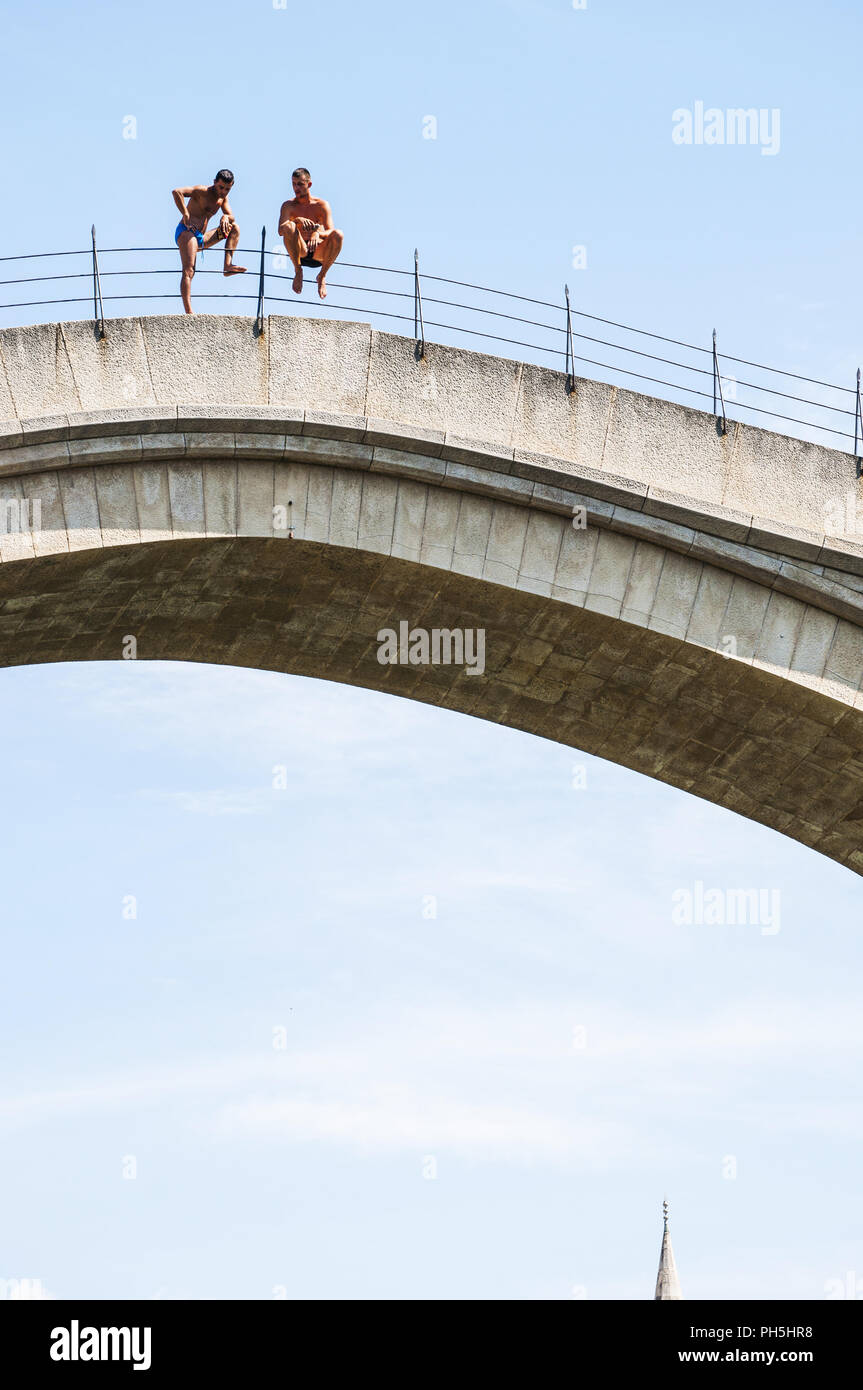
[171,169,246,315]
[278,167,344,300]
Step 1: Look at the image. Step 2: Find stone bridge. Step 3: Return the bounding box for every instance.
[1,313,863,872]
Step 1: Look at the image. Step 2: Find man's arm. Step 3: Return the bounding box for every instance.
[172,185,197,224]
[220,196,236,235]
[306,200,333,253]
[278,199,297,235]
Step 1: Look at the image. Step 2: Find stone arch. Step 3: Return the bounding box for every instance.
[1,315,862,871]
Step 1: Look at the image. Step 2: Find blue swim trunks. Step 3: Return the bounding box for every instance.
[175,221,204,249]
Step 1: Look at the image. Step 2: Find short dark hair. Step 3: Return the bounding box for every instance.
[292,167,311,180]
[214,168,234,185]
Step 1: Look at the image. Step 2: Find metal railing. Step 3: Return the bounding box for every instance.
[0,230,860,462]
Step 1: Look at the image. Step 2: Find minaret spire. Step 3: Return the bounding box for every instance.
[654,1199,683,1300]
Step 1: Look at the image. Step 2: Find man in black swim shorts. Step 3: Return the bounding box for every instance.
[278,168,344,300]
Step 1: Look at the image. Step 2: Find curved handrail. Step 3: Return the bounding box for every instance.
[0,239,859,454]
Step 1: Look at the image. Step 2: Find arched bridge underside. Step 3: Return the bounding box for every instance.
[2,314,863,873]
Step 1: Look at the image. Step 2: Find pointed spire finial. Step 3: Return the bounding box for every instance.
[654,1199,683,1300]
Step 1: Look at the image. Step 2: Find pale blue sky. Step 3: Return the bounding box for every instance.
[3,0,862,439]
[1,0,862,1301]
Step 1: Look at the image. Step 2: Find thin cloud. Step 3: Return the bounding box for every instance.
[136,787,273,816]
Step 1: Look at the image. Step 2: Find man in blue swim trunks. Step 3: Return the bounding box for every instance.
[171,169,246,314]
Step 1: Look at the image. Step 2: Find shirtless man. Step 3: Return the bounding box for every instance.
[171,169,246,314]
[278,168,344,299]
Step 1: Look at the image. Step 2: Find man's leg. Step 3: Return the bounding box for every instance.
[223,219,246,276]
[177,230,198,315]
[202,222,246,276]
[280,220,308,294]
[311,228,344,300]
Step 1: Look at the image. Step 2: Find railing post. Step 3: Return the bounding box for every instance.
[414,248,425,359]
[564,284,576,395]
[855,368,862,462]
[712,328,727,435]
[91,224,106,340]
[254,225,266,335]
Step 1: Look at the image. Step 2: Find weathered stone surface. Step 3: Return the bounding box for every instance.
[366,332,522,446]
[0,478,35,563]
[268,317,371,413]
[452,494,494,579]
[1,313,862,872]
[58,468,102,552]
[391,479,427,564]
[94,466,140,547]
[203,461,238,538]
[0,508,859,870]
[140,315,268,405]
[603,388,731,505]
[1,315,859,564]
[0,323,80,417]
[133,463,172,544]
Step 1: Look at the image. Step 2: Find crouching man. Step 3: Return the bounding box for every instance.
[278,167,344,300]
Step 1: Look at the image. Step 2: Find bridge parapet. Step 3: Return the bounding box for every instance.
[0,315,860,561]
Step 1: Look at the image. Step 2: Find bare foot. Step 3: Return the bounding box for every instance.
[292,268,303,294]
[317,270,327,300]
[223,265,247,276]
